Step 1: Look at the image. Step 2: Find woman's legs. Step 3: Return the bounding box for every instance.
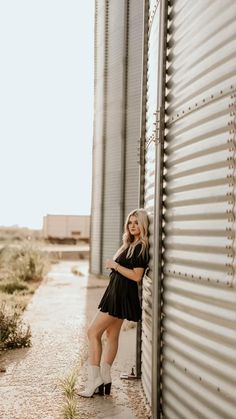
[87,311,121,366]
[97,318,123,394]
[79,311,124,397]
[102,318,124,365]
[78,311,123,397]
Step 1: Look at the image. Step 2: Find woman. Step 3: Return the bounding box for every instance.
[78,208,149,398]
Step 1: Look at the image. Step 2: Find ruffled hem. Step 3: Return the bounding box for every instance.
[98,303,141,322]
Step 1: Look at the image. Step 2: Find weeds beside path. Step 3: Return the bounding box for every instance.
[0,242,50,352]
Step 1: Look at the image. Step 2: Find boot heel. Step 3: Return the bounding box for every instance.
[98,383,104,395]
[104,382,111,395]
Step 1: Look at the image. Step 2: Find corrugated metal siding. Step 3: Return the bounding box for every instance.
[91,0,145,275]
[124,0,144,215]
[161,1,236,417]
[102,0,126,274]
[141,0,161,406]
[90,0,106,274]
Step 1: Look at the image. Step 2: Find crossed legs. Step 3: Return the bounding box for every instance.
[87,311,124,366]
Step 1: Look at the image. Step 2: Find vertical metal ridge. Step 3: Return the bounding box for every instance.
[152,1,168,416]
[100,0,109,274]
[136,0,149,379]
[89,0,98,274]
[90,0,106,274]
[138,0,149,208]
[231,93,236,287]
[141,0,161,409]
[120,0,129,234]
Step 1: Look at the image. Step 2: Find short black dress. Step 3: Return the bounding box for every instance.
[98,243,149,322]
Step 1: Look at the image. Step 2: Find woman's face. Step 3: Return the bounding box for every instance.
[128,215,141,239]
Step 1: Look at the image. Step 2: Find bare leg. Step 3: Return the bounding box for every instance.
[87,311,120,366]
[102,318,124,365]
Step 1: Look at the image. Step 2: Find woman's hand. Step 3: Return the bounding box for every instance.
[105,259,118,270]
[105,259,144,282]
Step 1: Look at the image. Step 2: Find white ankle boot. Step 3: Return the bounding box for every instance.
[78,365,103,398]
[100,362,112,395]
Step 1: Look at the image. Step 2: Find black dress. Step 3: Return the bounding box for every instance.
[98,243,149,322]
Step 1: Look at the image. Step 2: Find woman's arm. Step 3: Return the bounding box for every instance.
[105,259,144,283]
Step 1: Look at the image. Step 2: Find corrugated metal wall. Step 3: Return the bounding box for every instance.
[102,0,126,275]
[125,0,144,215]
[161,0,236,417]
[141,0,161,406]
[91,0,145,276]
[90,0,106,274]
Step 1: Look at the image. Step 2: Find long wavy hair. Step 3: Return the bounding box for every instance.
[113,208,149,260]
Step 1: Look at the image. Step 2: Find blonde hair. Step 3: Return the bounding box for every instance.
[113,208,149,260]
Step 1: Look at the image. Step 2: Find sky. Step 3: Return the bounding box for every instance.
[0,0,94,229]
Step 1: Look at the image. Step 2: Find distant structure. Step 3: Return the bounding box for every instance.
[43,214,90,244]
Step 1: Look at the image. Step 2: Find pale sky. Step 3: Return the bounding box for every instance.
[0,0,94,229]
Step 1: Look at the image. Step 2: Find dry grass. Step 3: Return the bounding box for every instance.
[0,281,39,312]
[0,242,50,283]
[122,320,136,331]
[0,302,31,350]
[0,242,50,350]
[61,369,78,419]
[71,266,84,277]
[60,346,88,419]
[0,226,42,243]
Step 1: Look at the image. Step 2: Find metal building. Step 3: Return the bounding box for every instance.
[140,0,236,417]
[90,0,145,275]
[91,0,236,418]
[42,214,90,243]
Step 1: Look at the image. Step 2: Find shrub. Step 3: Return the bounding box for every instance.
[0,302,31,350]
[0,242,49,350]
[0,279,28,294]
[0,242,50,283]
[71,266,84,276]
